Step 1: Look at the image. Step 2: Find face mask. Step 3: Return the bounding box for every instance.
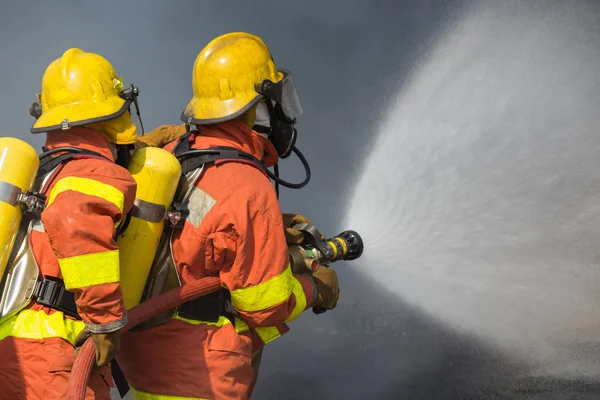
[252,69,311,193]
[253,100,297,159]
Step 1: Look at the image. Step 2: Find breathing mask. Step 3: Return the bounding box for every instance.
[253,70,311,194]
[254,100,297,159]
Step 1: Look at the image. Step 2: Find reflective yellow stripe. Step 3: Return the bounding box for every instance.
[172,313,230,327]
[130,387,207,400]
[285,277,307,322]
[48,176,125,212]
[0,309,86,345]
[59,249,120,289]
[234,317,249,333]
[230,265,295,312]
[173,313,282,344]
[233,318,282,345]
[173,313,251,335]
[255,326,281,344]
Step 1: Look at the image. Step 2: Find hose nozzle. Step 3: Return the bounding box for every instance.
[326,230,363,262]
[288,224,364,274]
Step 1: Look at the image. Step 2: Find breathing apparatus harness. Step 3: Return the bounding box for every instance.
[131,117,310,326]
[0,146,112,323]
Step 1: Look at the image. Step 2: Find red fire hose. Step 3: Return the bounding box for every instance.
[65,277,222,400]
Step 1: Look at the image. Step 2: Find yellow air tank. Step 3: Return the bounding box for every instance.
[118,147,181,309]
[0,137,39,281]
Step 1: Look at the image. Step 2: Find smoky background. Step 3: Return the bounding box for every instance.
[2,1,600,399]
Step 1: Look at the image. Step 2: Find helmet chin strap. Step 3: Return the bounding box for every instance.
[108,142,118,160]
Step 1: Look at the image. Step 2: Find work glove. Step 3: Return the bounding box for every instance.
[282,212,329,266]
[311,266,340,309]
[282,213,313,244]
[135,124,188,149]
[74,328,121,368]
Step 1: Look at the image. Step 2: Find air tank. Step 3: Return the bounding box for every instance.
[0,137,39,282]
[118,147,181,309]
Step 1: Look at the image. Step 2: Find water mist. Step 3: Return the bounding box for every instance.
[346,0,600,378]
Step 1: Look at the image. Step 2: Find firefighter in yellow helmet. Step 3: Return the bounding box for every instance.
[117,32,340,400]
[0,48,138,399]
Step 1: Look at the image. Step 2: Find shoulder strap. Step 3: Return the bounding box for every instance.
[37,146,111,178]
[172,130,268,176]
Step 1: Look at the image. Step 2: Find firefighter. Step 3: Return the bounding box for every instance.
[117,32,340,399]
[135,122,320,397]
[0,48,138,399]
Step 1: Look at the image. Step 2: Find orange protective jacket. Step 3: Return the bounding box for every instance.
[0,128,136,399]
[117,120,316,399]
[169,121,316,333]
[30,128,137,332]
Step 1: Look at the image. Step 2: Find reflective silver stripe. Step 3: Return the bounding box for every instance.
[130,198,166,223]
[31,220,45,233]
[0,180,22,206]
[186,187,215,229]
[85,314,128,334]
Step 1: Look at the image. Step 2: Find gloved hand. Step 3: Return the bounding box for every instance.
[282,213,312,244]
[74,328,121,368]
[311,266,340,309]
[135,124,188,149]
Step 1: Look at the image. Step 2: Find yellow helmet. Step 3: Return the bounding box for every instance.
[30,48,139,139]
[181,32,303,125]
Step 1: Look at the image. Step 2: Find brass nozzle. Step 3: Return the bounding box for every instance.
[288,245,320,274]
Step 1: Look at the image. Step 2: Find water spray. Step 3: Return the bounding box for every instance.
[345,0,600,378]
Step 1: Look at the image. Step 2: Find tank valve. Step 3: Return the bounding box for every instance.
[19,192,47,216]
[163,203,189,229]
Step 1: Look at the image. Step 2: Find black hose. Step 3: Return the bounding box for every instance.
[273,164,280,198]
[266,146,311,189]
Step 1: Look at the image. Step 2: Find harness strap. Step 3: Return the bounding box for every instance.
[31,147,115,319]
[33,277,79,318]
[37,147,111,178]
[172,130,269,177]
[168,133,270,326]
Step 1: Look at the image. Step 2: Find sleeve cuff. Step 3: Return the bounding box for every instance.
[85,314,127,334]
[295,273,317,309]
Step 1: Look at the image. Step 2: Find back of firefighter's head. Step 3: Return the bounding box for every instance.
[181,32,303,158]
[29,48,138,146]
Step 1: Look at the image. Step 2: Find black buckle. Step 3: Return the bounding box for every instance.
[33,277,80,319]
[178,291,224,322]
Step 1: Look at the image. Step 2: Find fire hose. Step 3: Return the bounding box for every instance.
[66,276,222,400]
[65,224,363,399]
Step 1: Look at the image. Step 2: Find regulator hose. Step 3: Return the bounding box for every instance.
[66,277,222,400]
[266,146,311,190]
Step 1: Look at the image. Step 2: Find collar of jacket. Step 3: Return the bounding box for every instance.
[44,127,116,162]
[195,120,279,168]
